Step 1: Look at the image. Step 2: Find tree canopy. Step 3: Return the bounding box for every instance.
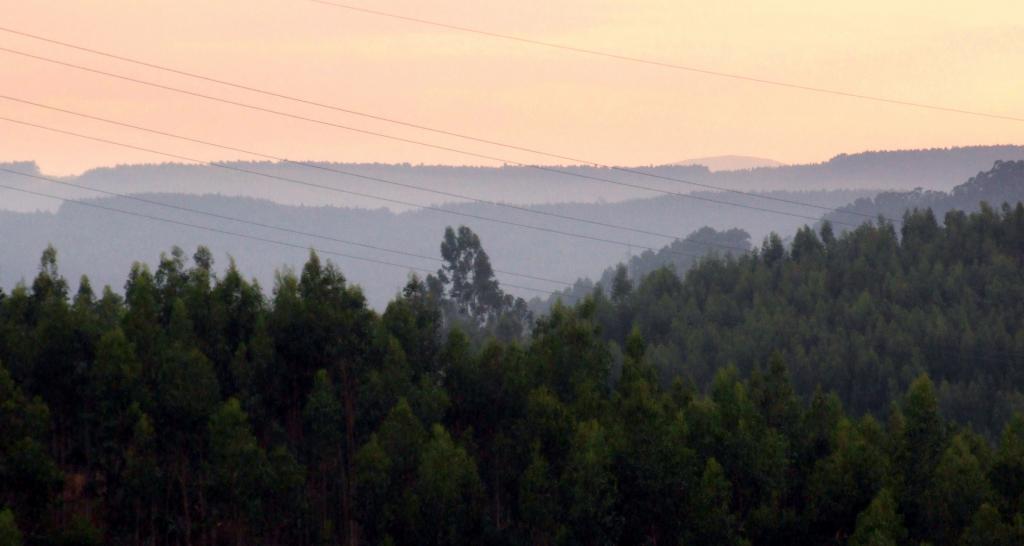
[0,208,1023,544]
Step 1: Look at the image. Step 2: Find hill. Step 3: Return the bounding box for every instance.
[822,160,1024,229]
[0,189,872,309]
[672,155,783,171]
[1,205,1023,544]
[4,145,1022,214]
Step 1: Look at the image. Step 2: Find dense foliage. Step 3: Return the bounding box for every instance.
[590,203,1024,438]
[0,205,1022,545]
[531,226,752,314]
[823,159,1024,232]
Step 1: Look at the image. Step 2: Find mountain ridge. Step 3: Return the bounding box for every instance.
[4,145,1022,213]
[822,159,1024,229]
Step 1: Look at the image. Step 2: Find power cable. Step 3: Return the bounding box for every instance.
[0,167,572,287]
[0,45,855,227]
[0,178,567,296]
[0,94,750,252]
[0,115,732,263]
[304,1,1024,125]
[0,25,878,222]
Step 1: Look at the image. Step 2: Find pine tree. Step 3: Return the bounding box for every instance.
[849,488,908,546]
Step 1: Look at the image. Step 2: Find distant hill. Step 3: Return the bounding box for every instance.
[533,160,1024,313]
[5,149,1024,308]
[821,160,1024,230]
[0,162,49,213]
[4,145,1023,214]
[687,145,1024,193]
[673,155,783,171]
[0,188,872,309]
[528,226,753,314]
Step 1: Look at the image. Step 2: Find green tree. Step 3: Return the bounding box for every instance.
[89,328,142,490]
[897,374,945,537]
[56,515,101,546]
[413,424,485,546]
[430,226,531,337]
[354,434,391,545]
[923,433,992,545]
[303,369,343,538]
[0,362,61,535]
[610,264,632,303]
[263,445,307,543]
[690,457,743,546]
[991,414,1024,516]
[806,416,889,542]
[121,412,159,544]
[562,419,621,546]
[375,399,427,544]
[519,445,560,545]
[207,398,268,544]
[0,508,22,546]
[849,488,908,546]
[152,345,219,544]
[961,503,1011,546]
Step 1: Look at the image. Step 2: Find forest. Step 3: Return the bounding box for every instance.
[1,205,1024,545]
[822,160,1024,233]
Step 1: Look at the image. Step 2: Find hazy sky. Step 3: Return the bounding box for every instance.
[3,0,1022,175]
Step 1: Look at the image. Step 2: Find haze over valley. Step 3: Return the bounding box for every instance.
[5,146,1022,307]
[2,1,1024,544]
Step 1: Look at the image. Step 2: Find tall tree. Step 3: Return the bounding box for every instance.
[848,488,907,546]
[207,398,268,545]
[430,226,531,338]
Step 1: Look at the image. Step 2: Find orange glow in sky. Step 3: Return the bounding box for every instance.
[2,0,1022,175]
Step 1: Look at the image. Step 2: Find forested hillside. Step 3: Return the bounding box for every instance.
[4,145,1021,214]
[1,203,1024,544]
[0,189,870,309]
[529,226,752,313]
[590,204,1024,437]
[822,160,1024,231]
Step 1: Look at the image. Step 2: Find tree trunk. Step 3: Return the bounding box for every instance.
[179,458,192,546]
[339,360,357,546]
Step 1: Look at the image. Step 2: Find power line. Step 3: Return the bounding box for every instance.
[305,0,1024,125]
[0,167,572,287]
[6,185,1016,364]
[0,94,748,253]
[0,116,729,263]
[0,45,855,227]
[0,25,876,222]
[0,179,566,297]
[11,184,1017,364]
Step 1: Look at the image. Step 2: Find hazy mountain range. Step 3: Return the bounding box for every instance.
[2,146,1024,309]
[0,189,871,309]
[672,155,783,171]
[822,159,1024,230]
[3,145,1022,214]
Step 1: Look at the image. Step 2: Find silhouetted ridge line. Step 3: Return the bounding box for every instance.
[0,94,749,252]
[0,32,878,223]
[0,115,734,264]
[0,175,567,296]
[0,168,574,287]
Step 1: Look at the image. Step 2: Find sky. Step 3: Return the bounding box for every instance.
[2,0,1022,175]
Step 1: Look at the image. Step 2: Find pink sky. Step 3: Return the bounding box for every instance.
[2,0,1022,175]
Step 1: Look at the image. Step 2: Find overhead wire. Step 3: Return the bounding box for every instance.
[11,173,1017,355]
[4,11,1008,311]
[304,0,1024,125]
[0,25,878,223]
[0,115,737,264]
[0,44,861,227]
[0,94,751,253]
[0,167,572,288]
[0,177,567,297]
